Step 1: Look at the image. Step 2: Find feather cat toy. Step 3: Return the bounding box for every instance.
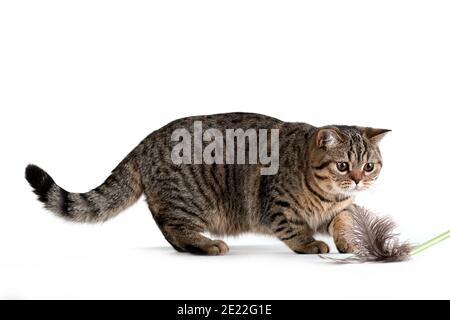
[321,205,449,263]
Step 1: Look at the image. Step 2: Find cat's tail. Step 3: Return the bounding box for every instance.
[25,155,143,223]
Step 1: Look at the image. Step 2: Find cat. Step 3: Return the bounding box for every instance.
[25,112,390,255]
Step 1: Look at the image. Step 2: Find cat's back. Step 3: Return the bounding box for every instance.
[156,112,283,136]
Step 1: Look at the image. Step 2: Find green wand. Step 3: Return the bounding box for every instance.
[411,230,450,256]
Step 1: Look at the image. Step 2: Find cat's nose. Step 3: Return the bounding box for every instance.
[350,171,363,185]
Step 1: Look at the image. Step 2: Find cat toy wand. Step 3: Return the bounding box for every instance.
[410,230,450,256]
[321,206,450,263]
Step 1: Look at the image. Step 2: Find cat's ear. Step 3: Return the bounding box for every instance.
[316,128,344,148]
[363,127,391,144]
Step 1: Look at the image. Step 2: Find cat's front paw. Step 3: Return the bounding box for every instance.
[334,237,356,254]
[293,240,330,254]
[204,240,230,256]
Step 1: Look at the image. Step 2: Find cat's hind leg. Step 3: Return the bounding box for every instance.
[155,209,229,256]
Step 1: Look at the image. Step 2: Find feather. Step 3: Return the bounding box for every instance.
[321,206,412,263]
[346,206,412,262]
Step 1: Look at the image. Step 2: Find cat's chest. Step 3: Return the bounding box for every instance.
[302,198,354,231]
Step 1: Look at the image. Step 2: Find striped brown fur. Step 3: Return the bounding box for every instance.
[25,112,389,255]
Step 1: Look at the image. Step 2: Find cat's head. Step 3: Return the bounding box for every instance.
[309,126,390,196]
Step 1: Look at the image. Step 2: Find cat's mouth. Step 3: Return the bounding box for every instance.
[337,183,367,195]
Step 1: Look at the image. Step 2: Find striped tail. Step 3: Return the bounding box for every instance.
[25,157,143,223]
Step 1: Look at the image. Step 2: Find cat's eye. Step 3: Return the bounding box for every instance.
[336,162,349,172]
[364,163,375,172]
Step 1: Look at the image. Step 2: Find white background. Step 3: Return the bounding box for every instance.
[1,1,449,299]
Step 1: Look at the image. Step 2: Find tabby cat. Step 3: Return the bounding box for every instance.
[25,113,389,255]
